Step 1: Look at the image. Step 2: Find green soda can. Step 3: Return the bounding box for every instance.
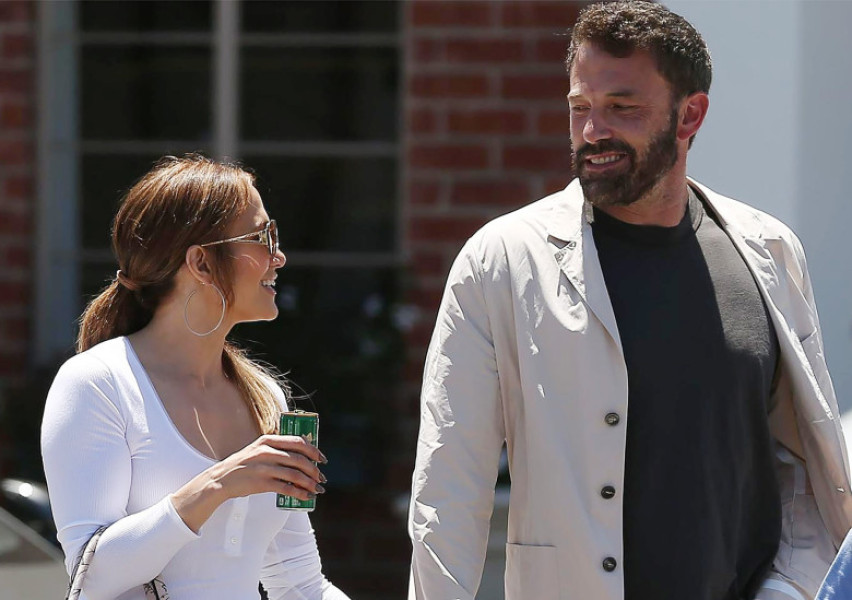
[276,410,319,511]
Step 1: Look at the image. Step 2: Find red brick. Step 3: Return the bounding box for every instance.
[0,209,29,233]
[538,109,571,135]
[2,244,29,268]
[409,215,486,242]
[0,1,31,22]
[411,1,492,27]
[502,74,567,100]
[503,145,570,171]
[0,352,27,378]
[2,32,33,60]
[410,73,489,98]
[410,248,447,277]
[544,176,572,195]
[0,140,31,166]
[409,180,441,205]
[0,101,30,129]
[0,67,31,93]
[451,180,530,207]
[448,109,526,135]
[536,37,569,63]
[501,2,582,28]
[409,144,488,170]
[413,38,443,63]
[2,316,28,341]
[0,281,28,303]
[446,39,525,63]
[409,108,438,134]
[4,175,32,199]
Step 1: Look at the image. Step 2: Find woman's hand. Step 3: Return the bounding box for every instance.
[171,435,328,533]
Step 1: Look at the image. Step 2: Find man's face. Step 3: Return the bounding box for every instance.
[568,42,682,208]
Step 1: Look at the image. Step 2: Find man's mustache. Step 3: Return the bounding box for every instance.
[575,139,636,162]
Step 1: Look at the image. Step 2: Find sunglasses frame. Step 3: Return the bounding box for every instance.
[199,219,278,257]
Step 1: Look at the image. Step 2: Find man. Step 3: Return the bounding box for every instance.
[408,2,852,599]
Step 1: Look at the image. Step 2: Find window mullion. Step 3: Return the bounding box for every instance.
[213,0,240,161]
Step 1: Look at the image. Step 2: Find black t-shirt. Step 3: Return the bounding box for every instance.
[591,188,781,600]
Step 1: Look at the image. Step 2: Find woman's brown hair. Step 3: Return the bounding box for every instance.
[77,154,284,434]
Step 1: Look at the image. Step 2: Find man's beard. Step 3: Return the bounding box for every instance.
[574,109,679,208]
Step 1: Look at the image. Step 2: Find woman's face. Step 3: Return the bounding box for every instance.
[222,188,286,324]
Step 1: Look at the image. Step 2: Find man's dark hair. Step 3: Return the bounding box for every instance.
[566,1,712,101]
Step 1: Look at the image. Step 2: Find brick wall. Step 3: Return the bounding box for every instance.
[0,0,35,384]
[401,0,583,439]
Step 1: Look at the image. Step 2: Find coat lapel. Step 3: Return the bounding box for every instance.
[547,180,622,353]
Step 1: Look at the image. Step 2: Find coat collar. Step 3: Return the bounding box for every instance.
[544,177,781,353]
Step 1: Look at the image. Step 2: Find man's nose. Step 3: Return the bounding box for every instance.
[583,110,613,144]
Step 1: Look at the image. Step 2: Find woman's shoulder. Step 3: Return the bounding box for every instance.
[49,337,133,405]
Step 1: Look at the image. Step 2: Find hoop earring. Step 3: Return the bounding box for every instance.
[184,283,226,337]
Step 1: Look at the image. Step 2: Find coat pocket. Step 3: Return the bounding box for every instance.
[505,543,558,600]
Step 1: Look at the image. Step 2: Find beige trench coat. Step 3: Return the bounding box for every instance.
[408,178,852,600]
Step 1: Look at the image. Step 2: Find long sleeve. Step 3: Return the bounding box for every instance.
[408,237,506,599]
[260,511,349,600]
[41,353,199,600]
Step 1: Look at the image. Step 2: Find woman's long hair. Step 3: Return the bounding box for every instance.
[77,154,283,434]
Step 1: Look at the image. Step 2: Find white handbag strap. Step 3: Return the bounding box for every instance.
[66,526,108,600]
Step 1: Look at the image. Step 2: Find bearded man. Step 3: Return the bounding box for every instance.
[407,2,852,600]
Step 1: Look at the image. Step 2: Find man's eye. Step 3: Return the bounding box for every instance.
[612,104,636,111]
[570,105,589,113]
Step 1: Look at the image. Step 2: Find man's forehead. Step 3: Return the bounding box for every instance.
[569,42,665,94]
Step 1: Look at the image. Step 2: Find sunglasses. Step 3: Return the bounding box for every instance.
[199,219,279,258]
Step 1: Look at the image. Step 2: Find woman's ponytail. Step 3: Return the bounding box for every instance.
[76,277,153,353]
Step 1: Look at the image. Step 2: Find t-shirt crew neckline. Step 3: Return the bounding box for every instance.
[122,336,219,464]
[591,188,704,246]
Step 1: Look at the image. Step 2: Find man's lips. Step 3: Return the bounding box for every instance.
[582,152,629,173]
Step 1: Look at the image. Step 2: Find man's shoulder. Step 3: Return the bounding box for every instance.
[690,178,801,243]
[469,180,581,247]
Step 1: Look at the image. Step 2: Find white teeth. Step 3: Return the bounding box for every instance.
[589,155,622,165]
[261,280,275,287]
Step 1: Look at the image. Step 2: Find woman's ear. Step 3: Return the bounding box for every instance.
[185,245,214,284]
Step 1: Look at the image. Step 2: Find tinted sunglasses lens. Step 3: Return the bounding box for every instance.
[268,220,278,256]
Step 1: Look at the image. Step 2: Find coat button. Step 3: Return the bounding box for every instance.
[602,557,617,572]
[600,485,616,499]
[604,412,620,426]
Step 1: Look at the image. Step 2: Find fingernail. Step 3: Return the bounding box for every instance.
[318,451,329,464]
[319,472,328,484]
[315,484,326,494]
[307,492,317,499]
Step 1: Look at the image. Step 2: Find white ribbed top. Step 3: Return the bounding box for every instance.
[41,337,347,600]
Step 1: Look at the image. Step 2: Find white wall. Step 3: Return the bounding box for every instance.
[668,0,852,414]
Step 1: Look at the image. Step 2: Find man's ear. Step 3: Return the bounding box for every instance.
[678,91,709,142]
[185,245,214,284]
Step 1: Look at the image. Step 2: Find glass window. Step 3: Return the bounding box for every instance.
[241,0,398,34]
[79,0,213,33]
[246,156,397,252]
[81,46,212,141]
[241,47,398,142]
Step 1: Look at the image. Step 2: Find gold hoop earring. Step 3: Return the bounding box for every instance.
[184,283,226,337]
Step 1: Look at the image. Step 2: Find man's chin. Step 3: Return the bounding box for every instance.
[579,177,637,208]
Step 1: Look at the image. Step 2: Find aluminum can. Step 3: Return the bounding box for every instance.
[276,411,319,511]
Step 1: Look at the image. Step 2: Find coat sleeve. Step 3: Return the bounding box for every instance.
[41,354,199,600]
[408,237,506,599]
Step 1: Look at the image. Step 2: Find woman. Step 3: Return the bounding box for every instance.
[41,155,349,600]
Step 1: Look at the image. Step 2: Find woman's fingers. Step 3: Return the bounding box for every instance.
[258,434,328,464]
[261,463,326,497]
[259,446,326,484]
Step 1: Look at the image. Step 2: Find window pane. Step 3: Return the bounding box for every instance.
[80,0,213,32]
[245,156,397,253]
[81,262,119,310]
[241,47,398,142]
[81,46,211,141]
[234,265,404,486]
[242,0,398,34]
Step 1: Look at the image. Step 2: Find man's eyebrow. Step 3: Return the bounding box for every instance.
[567,89,637,101]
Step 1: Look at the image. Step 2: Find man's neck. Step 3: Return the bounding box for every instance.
[594,178,691,227]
